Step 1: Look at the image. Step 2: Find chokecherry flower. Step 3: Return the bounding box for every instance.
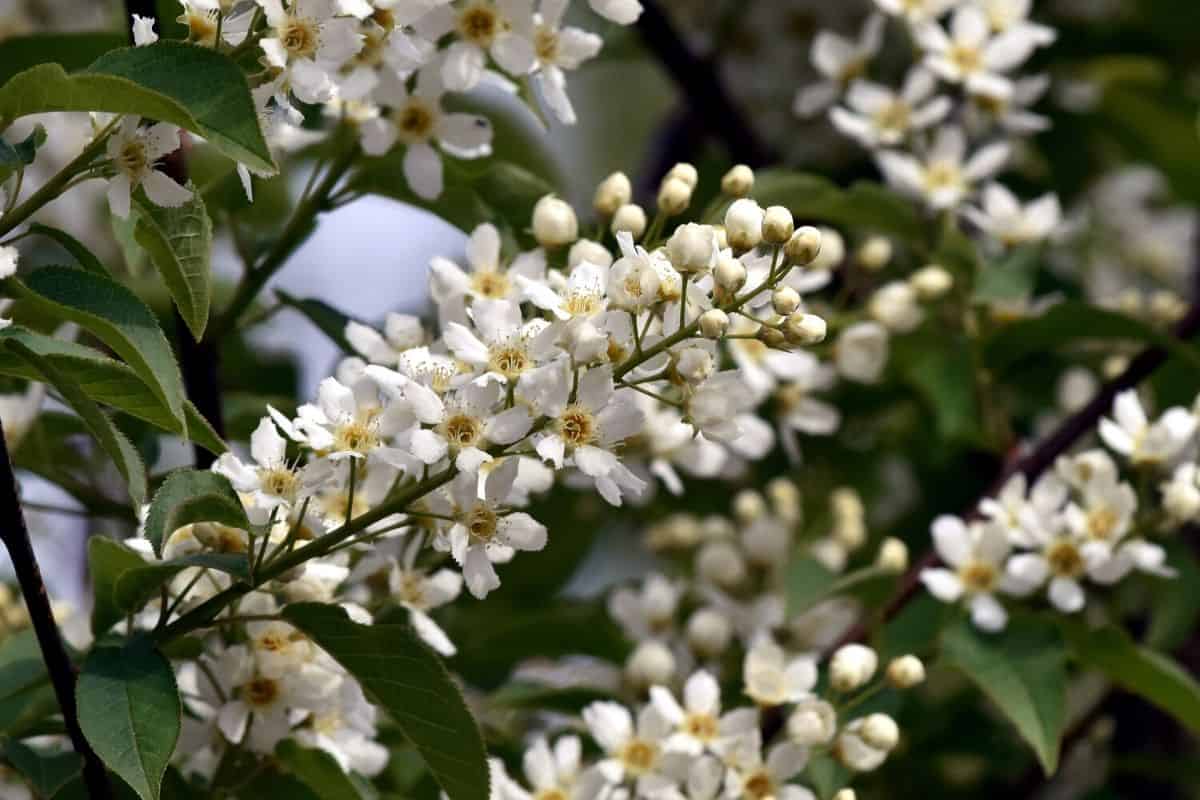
[830,69,952,148]
[876,126,1009,210]
[104,118,192,218]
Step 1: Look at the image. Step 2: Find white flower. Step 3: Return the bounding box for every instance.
[868,281,924,333]
[608,572,682,640]
[389,535,463,655]
[914,4,1039,100]
[588,0,642,25]
[360,66,493,199]
[345,313,426,366]
[920,516,1027,631]
[834,322,889,384]
[830,70,952,148]
[131,13,158,44]
[977,472,1067,548]
[0,245,18,279]
[1161,462,1200,523]
[723,733,815,800]
[422,0,538,91]
[742,638,817,706]
[829,644,877,692]
[650,670,757,757]
[446,458,548,598]
[213,416,332,524]
[975,0,1056,46]
[1099,390,1197,467]
[835,718,890,772]
[876,126,1009,210]
[105,118,192,218]
[583,701,680,797]
[873,0,958,24]
[257,0,363,104]
[297,679,389,777]
[795,14,885,117]
[503,736,591,800]
[963,184,1061,246]
[442,298,557,384]
[531,0,603,124]
[430,224,546,312]
[517,261,610,362]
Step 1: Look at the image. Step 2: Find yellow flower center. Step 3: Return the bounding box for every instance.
[534,24,559,63]
[958,559,998,594]
[743,770,775,800]
[244,677,280,708]
[281,16,320,58]
[618,738,658,775]
[442,413,484,449]
[117,139,149,177]
[396,98,437,143]
[682,712,719,741]
[1086,508,1118,541]
[463,504,498,541]
[873,100,911,135]
[471,269,511,299]
[948,44,982,74]
[924,161,963,193]
[488,344,530,379]
[1045,538,1086,578]
[458,3,501,46]
[557,405,597,447]
[333,419,378,455]
[260,466,298,500]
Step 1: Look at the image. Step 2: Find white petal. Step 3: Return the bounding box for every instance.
[404,142,444,200]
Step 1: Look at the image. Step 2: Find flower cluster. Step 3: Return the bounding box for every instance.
[799,0,1062,250]
[922,389,1190,631]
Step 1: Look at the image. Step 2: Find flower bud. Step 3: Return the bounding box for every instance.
[809,227,845,270]
[742,518,790,566]
[1150,289,1187,324]
[772,286,801,316]
[787,698,838,745]
[714,255,747,293]
[734,489,766,522]
[724,199,764,252]
[860,713,899,751]
[625,640,676,688]
[876,537,909,573]
[675,347,714,384]
[686,608,732,657]
[532,195,578,248]
[594,171,632,216]
[886,655,926,689]
[612,203,647,238]
[784,312,826,345]
[700,308,730,338]
[856,236,893,271]
[758,325,786,348]
[767,477,802,523]
[785,226,823,265]
[667,162,699,189]
[762,205,795,245]
[658,177,692,216]
[830,644,878,692]
[569,239,613,269]
[721,164,755,197]
[869,282,924,333]
[833,791,857,800]
[909,264,953,300]
[666,223,717,274]
[696,540,746,588]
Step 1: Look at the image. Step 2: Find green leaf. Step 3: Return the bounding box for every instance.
[896,333,981,443]
[0,630,56,737]
[281,603,489,800]
[1,336,147,505]
[972,245,1040,304]
[0,123,46,182]
[732,170,926,244]
[489,682,615,713]
[112,552,250,618]
[3,740,83,798]
[89,537,154,636]
[133,188,213,339]
[77,642,180,800]
[0,327,224,454]
[8,265,187,431]
[0,41,274,174]
[1146,543,1200,651]
[785,556,838,617]
[1061,622,1200,735]
[0,32,128,85]
[941,616,1067,774]
[275,740,367,800]
[24,222,109,275]
[985,301,1200,373]
[275,290,358,354]
[142,470,250,558]
[349,159,553,247]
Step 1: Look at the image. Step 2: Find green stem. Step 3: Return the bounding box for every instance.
[0,124,114,238]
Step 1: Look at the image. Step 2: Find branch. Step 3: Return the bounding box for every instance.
[825,300,1200,654]
[0,420,113,799]
[634,0,774,169]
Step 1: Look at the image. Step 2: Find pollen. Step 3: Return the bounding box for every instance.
[488,344,530,378]
[396,99,437,143]
[471,269,511,300]
[873,100,911,135]
[463,504,499,542]
[958,559,998,594]
[458,3,500,46]
[742,770,775,800]
[948,44,982,74]
[260,466,299,500]
[1086,508,1118,541]
[923,161,963,193]
[534,25,559,63]
[243,677,280,708]
[557,405,598,447]
[1045,539,1086,578]
[116,139,149,178]
[682,712,719,741]
[280,16,320,59]
[564,289,602,317]
[333,420,378,455]
[442,413,484,448]
[618,738,658,775]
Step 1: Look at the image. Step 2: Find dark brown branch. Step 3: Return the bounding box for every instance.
[0,420,113,798]
[634,0,775,170]
[826,300,1200,654]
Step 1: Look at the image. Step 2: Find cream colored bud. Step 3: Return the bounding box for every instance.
[857,236,893,271]
[724,198,764,252]
[721,164,755,197]
[594,171,632,216]
[701,515,734,540]
[860,713,899,751]
[810,227,845,270]
[666,223,717,274]
[833,790,858,800]
[696,540,746,587]
[787,698,838,745]
[886,655,926,689]
[658,177,692,216]
[734,489,766,522]
[532,195,578,248]
[686,608,733,657]
[569,239,613,269]
[612,203,647,239]
[909,264,953,299]
[700,308,730,338]
[1150,289,1186,324]
[762,205,795,245]
[767,477,802,523]
[625,640,676,687]
[758,325,786,348]
[784,312,826,345]
[830,644,878,692]
[876,537,909,573]
[772,286,801,316]
[714,255,747,293]
[785,225,823,265]
[675,347,714,384]
[667,162,699,189]
[1102,354,1129,379]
